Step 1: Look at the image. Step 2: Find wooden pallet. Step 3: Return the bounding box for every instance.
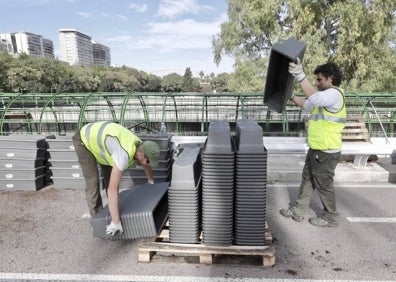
[342,116,370,142]
[138,223,275,267]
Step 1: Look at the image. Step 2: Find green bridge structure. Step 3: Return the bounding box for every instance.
[1,92,395,138]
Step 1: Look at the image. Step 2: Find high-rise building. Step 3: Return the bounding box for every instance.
[0,38,12,53]
[59,29,111,67]
[59,29,94,66]
[0,32,54,58]
[0,34,14,53]
[15,32,43,57]
[92,41,111,66]
[41,38,55,59]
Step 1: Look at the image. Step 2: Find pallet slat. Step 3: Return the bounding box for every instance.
[137,223,276,267]
[138,242,276,266]
[342,128,369,133]
[342,116,370,142]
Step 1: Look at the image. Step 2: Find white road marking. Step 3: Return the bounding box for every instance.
[347,217,396,223]
[1,273,392,282]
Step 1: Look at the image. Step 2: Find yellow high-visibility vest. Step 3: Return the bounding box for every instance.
[307,88,347,150]
[80,121,140,168]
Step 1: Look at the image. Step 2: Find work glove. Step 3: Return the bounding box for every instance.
[106,221,123,236]
[289,57,305,82]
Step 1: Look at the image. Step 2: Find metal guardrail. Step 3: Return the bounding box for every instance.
[0,92,395,137]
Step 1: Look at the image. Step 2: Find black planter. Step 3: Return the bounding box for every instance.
[263,37,307,113]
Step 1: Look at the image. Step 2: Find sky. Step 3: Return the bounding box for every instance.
[0,0,234,77]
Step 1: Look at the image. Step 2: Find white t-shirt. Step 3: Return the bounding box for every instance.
[302,88,343,113]
[104,136,130,171]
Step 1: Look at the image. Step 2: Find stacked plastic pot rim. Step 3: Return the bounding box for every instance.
[234,119,267,246]
[201,119,267,246]
[168,119,267,246]
[168,144,203,243]
[201,120,236,246]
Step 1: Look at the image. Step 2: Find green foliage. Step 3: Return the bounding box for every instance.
[0,53,230,93]
[142,73,162,92]
[182,67,194,92]
[161,73,184,92]
[0,52,14,92]
[213,0,396,92]
[7,65,40,93]
[229,58,268,92]
[57,76,79,93]
[74,66,99,92]
[211,72,231,92]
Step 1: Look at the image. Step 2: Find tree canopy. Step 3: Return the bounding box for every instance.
[0,52,223,93]
[213,0,396,92]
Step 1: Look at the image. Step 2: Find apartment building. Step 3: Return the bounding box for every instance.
[0,38,12,53]
[0,32,54,58]
[92,41,111,66]
[59,29,111,67]
[41,38,55,59]
[59,29,88,66]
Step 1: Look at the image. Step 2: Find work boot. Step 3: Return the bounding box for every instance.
[308,217,338,227]
[106,221,123,236]
[279,208,304,222]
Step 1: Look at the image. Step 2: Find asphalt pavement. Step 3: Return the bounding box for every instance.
[0,154,395,282]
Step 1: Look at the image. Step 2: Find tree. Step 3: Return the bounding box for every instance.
[182,67,194,92]
[227,60,266,92]
[34,58,70,93]
[213,0,396,92]
[117,71,141,92]
[7,63,40,93]
[211,72,231,93]
[98,77,116,92]
[138,71,162,92]
[74,66,99,92]
[98,70,134,92]
[199,71,205,82]
[161,73,184,92]
[57,75,79,93]
[0,52,14,92]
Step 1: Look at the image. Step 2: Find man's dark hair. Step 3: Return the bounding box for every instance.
[314,62,342,86]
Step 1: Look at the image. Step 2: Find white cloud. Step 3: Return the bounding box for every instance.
[76,11,92,18]
[157,0,213,19]
[148,18,218,36]
[117,14,128,20]
[100,2,233,75]
[129,3,147,13]
[133,19,217,52]
[106,35,134,43]
[108,16,224,52]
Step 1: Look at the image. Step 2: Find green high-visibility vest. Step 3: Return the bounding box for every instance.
[80,121,140,168]
[307,88,347,150]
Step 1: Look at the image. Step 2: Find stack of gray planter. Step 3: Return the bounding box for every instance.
[120,133,173,189]
[0,135,49,191]
[91,182,169,240]
[234,119,267,246]
[48,133,173,191]
[168,145,202,243]
[47,134,85,190]
[201,120,235,246]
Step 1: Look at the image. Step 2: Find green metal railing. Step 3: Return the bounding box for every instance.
[0,92,395,137]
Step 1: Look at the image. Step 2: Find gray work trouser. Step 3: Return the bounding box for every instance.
[291,148,341,223]
[72,132,112,216]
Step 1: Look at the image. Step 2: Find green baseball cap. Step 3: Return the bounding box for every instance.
[142,140,160,167]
